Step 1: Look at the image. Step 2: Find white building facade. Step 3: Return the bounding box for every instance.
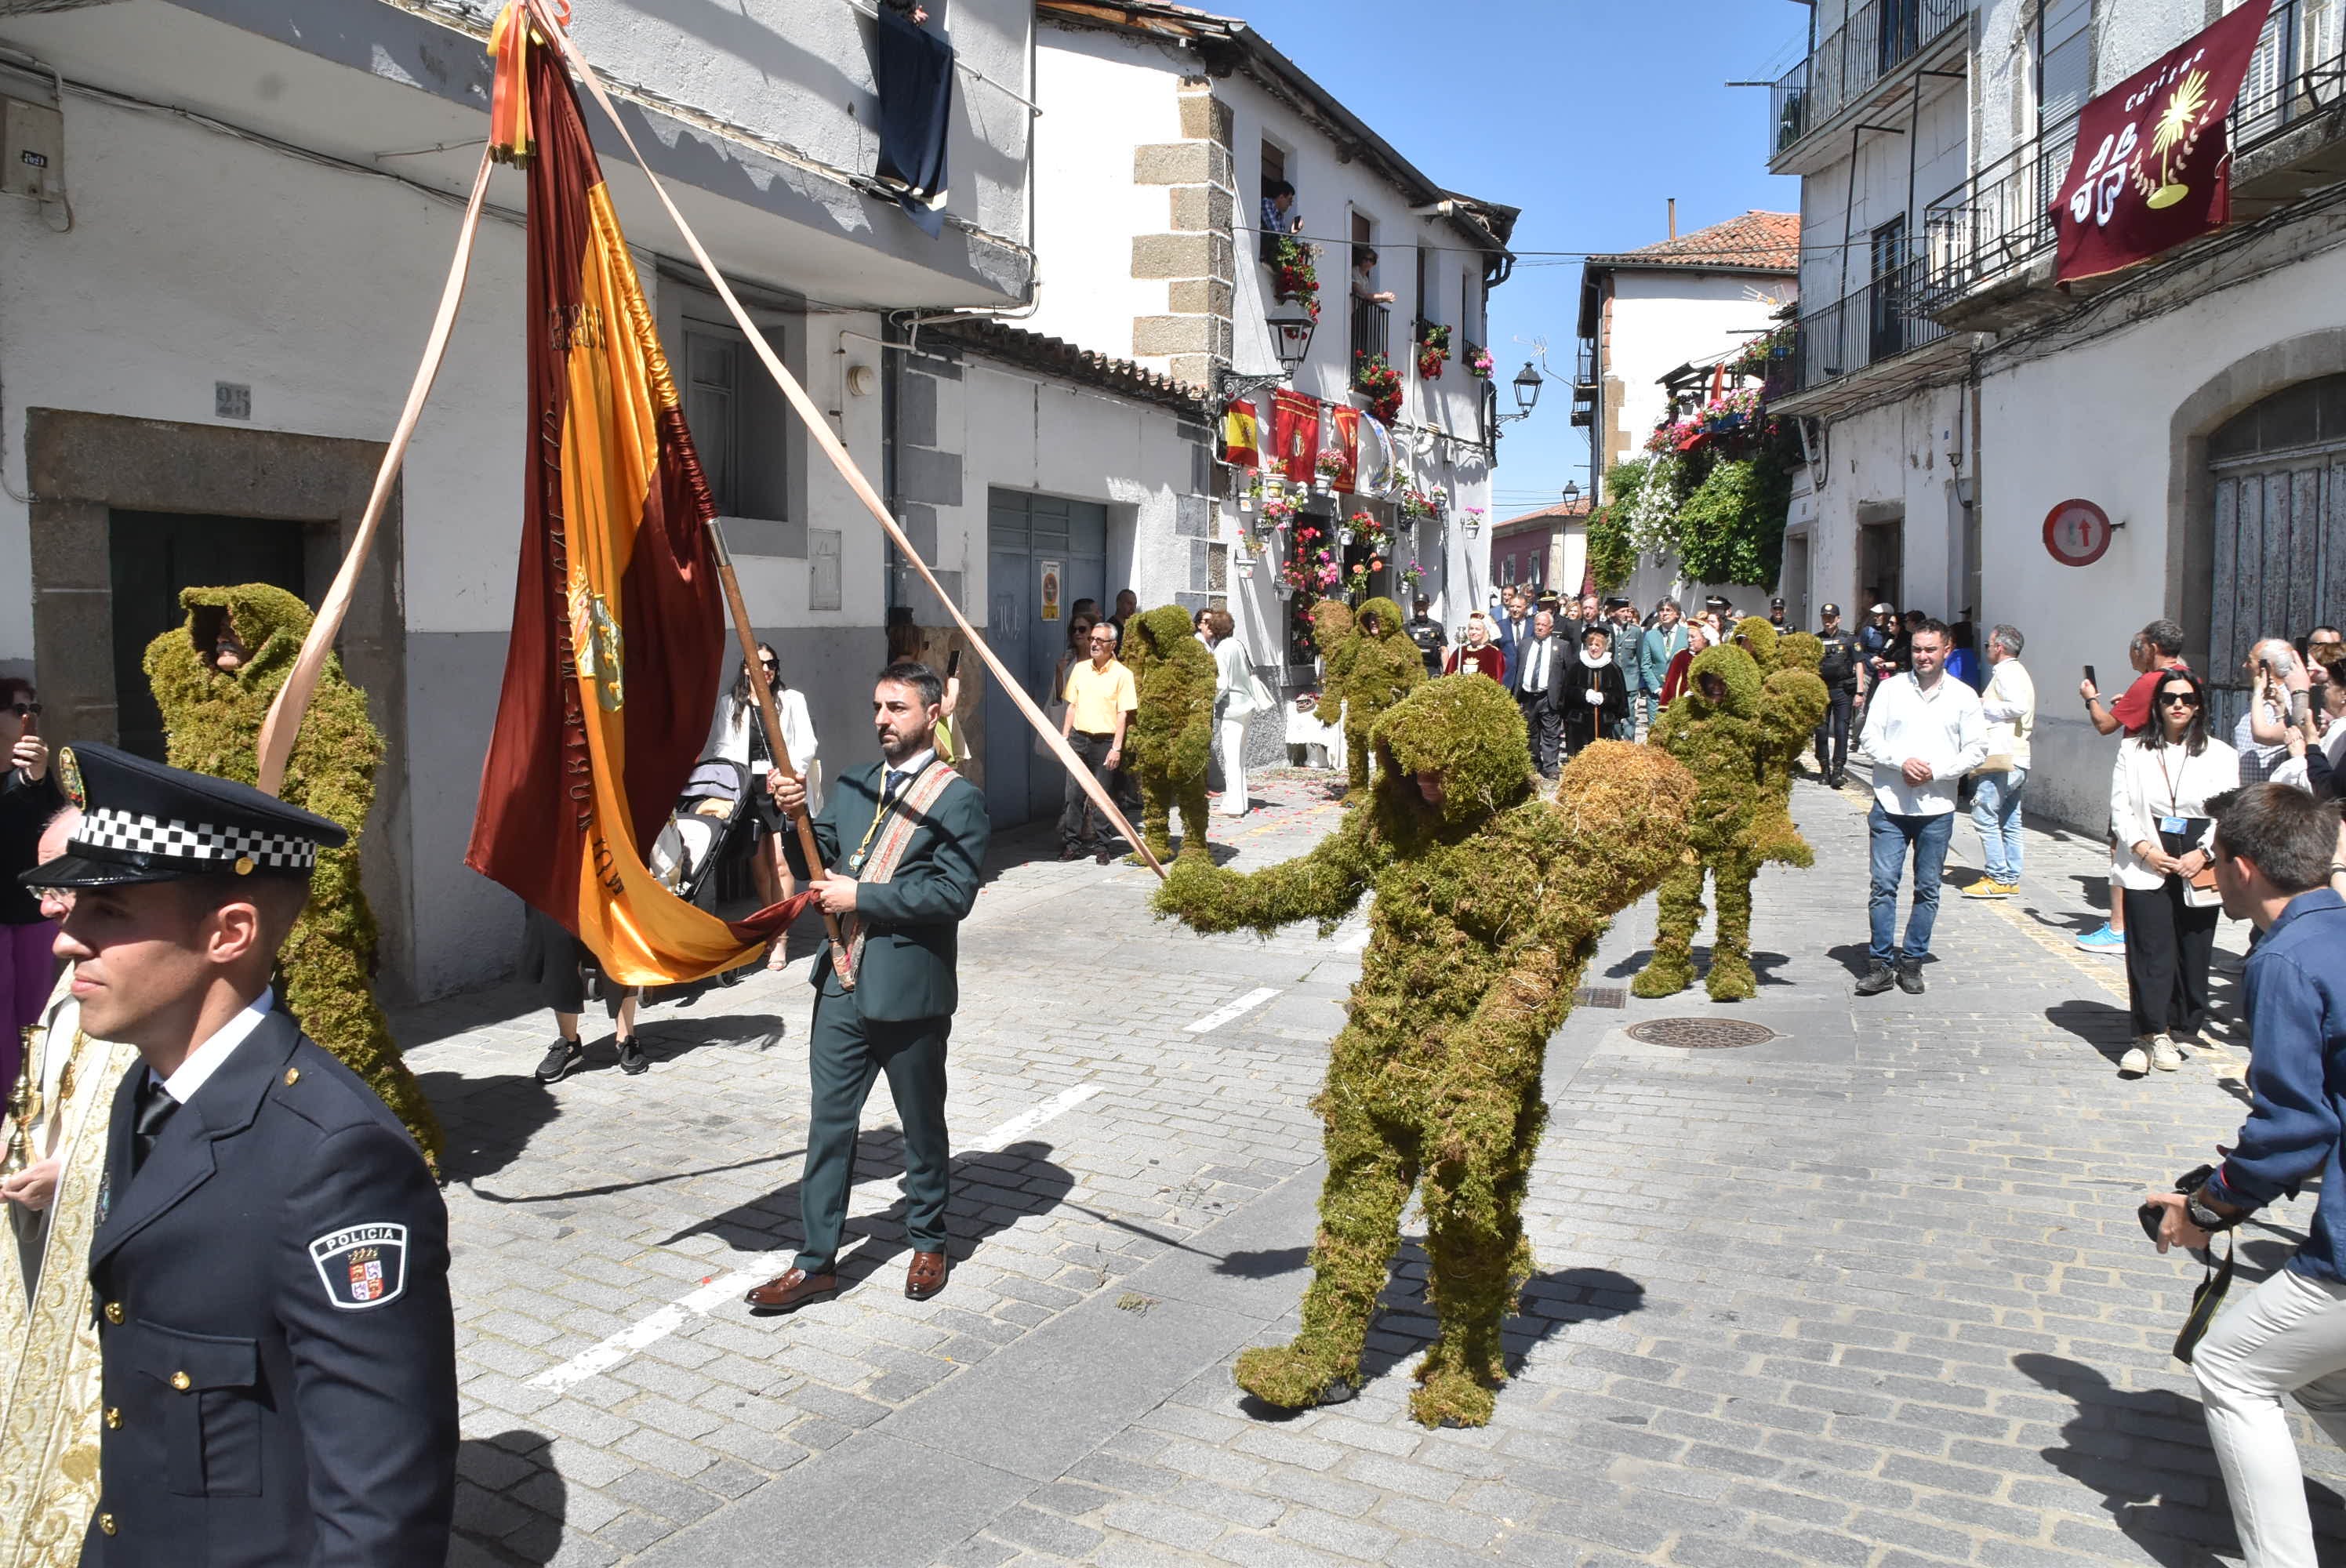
[1574,213,1800,615]
[0,0,1034,997]
[1767,0,2346,830]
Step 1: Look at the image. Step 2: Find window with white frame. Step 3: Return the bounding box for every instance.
[683,321,790,522]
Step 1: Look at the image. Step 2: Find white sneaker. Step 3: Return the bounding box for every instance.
[2152,1034,2184,1071]
[2119,1043,2151,1076]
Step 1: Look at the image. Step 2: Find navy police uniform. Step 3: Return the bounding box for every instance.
[27,745,456,1567]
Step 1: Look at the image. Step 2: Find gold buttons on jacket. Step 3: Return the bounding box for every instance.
[98,1515,115,1536]
[104,1406,121,1429]
[169,1371,191,1392]
[284,1068,300,1085]
[103,1301,122,1325]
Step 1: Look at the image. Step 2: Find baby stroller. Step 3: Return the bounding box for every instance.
[626,757,762,1008]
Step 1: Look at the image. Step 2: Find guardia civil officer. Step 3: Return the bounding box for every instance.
[25,744,455,1566]
[745,661,990,1313]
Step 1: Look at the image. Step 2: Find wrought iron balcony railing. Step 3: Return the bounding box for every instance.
[1349,299,1389,365]
[1790,255,1951,393]
[1924,0,2346,300]
[1771,0,1970,160]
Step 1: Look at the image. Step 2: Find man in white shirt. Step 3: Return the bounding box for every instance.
[1963,623,2037,899]
[1515,609,1562,779]
[1854,619,1987,996]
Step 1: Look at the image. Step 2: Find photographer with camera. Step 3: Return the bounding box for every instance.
[2144,782,2346,1568]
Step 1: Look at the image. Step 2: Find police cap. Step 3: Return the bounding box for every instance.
[25,742,346,889]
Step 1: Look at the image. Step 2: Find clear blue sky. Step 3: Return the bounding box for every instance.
[1231,0,1804,519]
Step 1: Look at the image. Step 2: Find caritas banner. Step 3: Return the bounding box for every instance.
[2053,0,2272,284]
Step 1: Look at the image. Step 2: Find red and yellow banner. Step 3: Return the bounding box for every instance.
[1221,398,1261,469]
[2054,0,2272,283]
[1271,389,1320,485]
[467,9,797,985]
[1325,405,1360,492]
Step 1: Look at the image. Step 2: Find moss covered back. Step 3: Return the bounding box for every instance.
[145,583,444,1167]
[1120,604,1217,862]
[1318,597,1425,797]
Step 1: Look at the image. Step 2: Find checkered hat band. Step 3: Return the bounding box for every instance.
[77,806,318,870]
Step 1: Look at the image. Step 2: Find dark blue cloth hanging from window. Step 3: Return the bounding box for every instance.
[873,5,953,238]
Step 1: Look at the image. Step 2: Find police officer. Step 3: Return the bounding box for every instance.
[1403,593,1447,677]
[26,744,455,1566]
[1814,603,1864,789]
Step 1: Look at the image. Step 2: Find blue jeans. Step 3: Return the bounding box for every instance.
[1868,804,1955,965]
[1970,767,2026,884]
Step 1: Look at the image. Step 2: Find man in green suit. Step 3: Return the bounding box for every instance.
[745,661,991,1312]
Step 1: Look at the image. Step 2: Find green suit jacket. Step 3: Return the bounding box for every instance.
[784,758,990,1022]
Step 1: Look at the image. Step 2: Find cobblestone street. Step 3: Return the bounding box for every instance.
[409,768,2346,1568]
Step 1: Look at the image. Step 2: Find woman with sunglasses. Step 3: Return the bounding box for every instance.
[707,644,821,968]
[0,677,58,1096]
[2108,667,2238,1076]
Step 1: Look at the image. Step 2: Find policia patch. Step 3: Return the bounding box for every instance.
[309,1222,409,1310]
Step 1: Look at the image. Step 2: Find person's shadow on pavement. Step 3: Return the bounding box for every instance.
[418,1070,561,1185]
[2046,999,2138,1070]
[452,1428,565,1564]
[2014,1352,2346,1566]
[661,1138,1076,1286]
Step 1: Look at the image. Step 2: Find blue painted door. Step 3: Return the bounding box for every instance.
[981,490,1106,828]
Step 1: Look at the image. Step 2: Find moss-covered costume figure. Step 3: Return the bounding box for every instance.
[1751,624,1831,868]
[1120,604,1218,864]
[144,583,444,1168]
[1313,597,1425,799]
[1156,677,1695,1426]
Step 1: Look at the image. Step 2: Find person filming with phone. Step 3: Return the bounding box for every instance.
[0,677,57,1095]
[2143,782,2346,1568]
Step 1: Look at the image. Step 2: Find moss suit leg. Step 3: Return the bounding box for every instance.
[1175,776,1213,862]
[1138,773,1174,863]
[1632,858,1705,999]
[1234,1068,1418,1408]
[1410,1089,1543,1428]
[1344,721,1371,797]
[1706,851,1760,1002]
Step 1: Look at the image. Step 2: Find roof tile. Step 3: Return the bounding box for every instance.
[1590,211,1797,272]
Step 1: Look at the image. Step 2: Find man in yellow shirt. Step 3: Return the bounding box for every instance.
[1060,622,1138,863]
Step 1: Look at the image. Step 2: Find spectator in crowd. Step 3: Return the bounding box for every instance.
[1559,624,1628,763]
[1637,599,1689,729]
[1258,177,1302,255]
[1513,609,1564,778]
[1444,612,1506,682]
[2144,782,2345,1568]
[2239,638,2308,785]
[1206,608,1266,819]
[704,645,822,966]
[1044,613,1096,743]
[1858,602,1899,690]
[1109,589,1138,637]
[1606,598,1643,737]
[2109,666,2237,1074]
[1813,604,1861,788]
[1350,245,1396,306]
[1069,597,1100,628]
[1658,619,1719,707]
[1854,620,1986,997]
[1572,593,1603,648]
[1768,596,1789,631]
[525,908,645,1080]
[1945,620,1986,692]
[1534,588,1562,627]
[1404,593,1447,676]
[1705,594,1734,627]
[2079,619,2194,954]
[0,676,56,1091]
[1059,621,1136,865]
[1963,625,2036,899]
[1494,589,1534,693]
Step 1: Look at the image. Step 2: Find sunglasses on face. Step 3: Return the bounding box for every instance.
[2159,691,2200,707]
[6,702,38,718]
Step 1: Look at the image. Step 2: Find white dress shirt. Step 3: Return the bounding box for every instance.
[1860,673,1988,817]
[157,985,277,1105]
[1518,634,1554,695]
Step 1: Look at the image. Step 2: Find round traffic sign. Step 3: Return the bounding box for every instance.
[2043,499,2114,567]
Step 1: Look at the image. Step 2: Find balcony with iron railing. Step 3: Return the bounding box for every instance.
[1770,0,1970,165]
[1349,299,1390,365]
[1780,255,1955,410]
[1923,0,2346,328]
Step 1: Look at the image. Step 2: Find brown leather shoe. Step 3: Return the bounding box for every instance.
[743,1267,837,1314]
[905,1250,949,1300]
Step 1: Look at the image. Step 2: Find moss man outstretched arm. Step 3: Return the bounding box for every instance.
[1153,807,1380,938]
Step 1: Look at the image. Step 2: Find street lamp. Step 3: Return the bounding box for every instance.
[1561,480,1582,510]
[1211,299,1319,410]
[1494,361,1543,426]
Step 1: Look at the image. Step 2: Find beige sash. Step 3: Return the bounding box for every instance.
[830,764,959,990]
[0,982,139,1568]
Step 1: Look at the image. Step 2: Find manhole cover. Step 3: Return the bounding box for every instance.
[1625,1018,1777,1050]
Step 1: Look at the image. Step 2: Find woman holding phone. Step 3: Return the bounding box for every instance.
[2108,667,2237,1076]
[0,677,59,1095]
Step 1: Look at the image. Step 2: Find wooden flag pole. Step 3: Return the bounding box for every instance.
[529,0,1168,880]
[706,522,848,959]
[254,143,498,797]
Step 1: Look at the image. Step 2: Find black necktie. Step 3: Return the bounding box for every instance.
[884,769,908,803]
[131,1074,177,1176]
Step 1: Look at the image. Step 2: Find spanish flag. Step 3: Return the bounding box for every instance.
[1221,398,1261,470]
[467,6,798,985]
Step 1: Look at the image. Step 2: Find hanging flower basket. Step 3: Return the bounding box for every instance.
[1353,351,1404,424]
[1273,575,1294,599]
[1236,554,1256,580]
[1414,321,1450,382]
[1271,237,1323,321]
[1465,343,1494,379]
[1461,506,1486,539]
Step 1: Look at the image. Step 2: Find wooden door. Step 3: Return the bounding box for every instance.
[107,510,307,760]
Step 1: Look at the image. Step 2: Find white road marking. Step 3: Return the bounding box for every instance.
[528,1083,1102,1392]
[1183,985,1281,1033]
